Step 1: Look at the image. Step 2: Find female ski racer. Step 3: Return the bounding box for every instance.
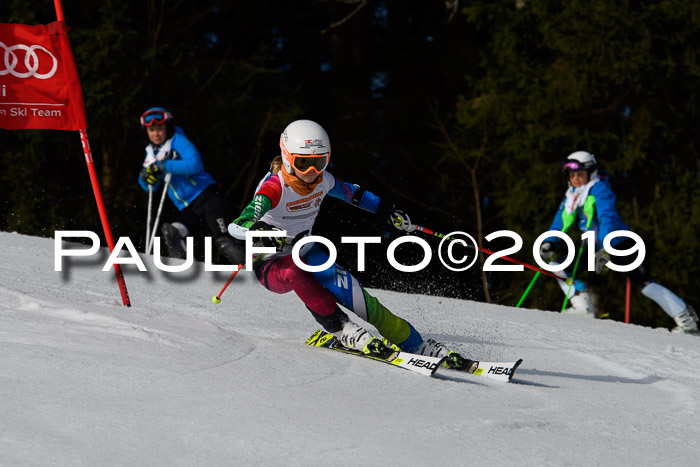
[138,107,243,265]
[229,119,472,366]
[540,151,698,334]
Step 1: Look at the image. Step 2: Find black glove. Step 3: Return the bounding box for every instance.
[378,198,416,231]
[140,163,162,185]
[389,208,416,232]
[250,221,288,251]
[539,242,556,261]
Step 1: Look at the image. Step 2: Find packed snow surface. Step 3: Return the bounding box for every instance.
[1,231,699,466]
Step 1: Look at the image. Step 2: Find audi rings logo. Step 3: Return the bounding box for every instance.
[1,42,58,79]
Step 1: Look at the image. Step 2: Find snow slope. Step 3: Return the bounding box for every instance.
[1,231,699,466]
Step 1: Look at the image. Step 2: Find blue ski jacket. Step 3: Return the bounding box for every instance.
[138,126,216,211]
[545,173,630,249]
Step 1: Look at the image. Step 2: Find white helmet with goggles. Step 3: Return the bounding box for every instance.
[279,119,331,175]
[562,150,598,179]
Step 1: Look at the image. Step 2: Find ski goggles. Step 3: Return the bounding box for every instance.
[289,153,330,174]
[561,160,585,172]
[140,109,172,127]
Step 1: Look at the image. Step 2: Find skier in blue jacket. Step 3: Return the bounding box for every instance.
[138,107,243,264]
[539,151,698,334]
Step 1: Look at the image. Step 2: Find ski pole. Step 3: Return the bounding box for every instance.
[560,240,587,311]
[624,277,631,323]
[212,264,245,304]
[414,225,566,282]
[516,272,540,308]
[560,196,596,311]
[146,172,173,255]
[516,217,578,308]
[145,185,153,252]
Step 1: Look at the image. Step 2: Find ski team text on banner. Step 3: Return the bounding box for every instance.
[0,21,87,130]
[0,3,131,307]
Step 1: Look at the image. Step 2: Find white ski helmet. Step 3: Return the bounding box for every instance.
[279,119,331,174]
[563,151,598,179]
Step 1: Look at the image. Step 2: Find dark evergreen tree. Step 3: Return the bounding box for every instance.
[1,0,698,327]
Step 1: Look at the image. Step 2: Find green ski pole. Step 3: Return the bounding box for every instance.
[561,196,596,312]
[516,209,578,308]
[516,272,540,308]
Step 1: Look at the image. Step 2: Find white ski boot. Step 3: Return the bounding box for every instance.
[335,321,387,356]
[419,339,475,371]
[671,305,699,334]
[418,339,449,358]
[563,290,595,318]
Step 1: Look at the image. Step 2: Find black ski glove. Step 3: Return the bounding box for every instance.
[539,242,556,261]
[250,221,286,251]
[249,221,310,252]
[140,164,162,185]
[389,208,416,232]
[377,199,416,233]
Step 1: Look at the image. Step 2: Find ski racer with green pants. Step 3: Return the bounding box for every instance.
[228,119,473,366]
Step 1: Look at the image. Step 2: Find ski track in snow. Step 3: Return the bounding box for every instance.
[1,231,699,467]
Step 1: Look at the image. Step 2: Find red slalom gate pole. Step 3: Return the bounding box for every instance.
[625,277,631,324]
[212,265,245,304]
[55,0,131,306]
[79,130,131,306]
[414,225,567,282]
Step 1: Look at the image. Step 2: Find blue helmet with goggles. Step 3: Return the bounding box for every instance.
[140,107,173,128]
[562,151,597,180]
